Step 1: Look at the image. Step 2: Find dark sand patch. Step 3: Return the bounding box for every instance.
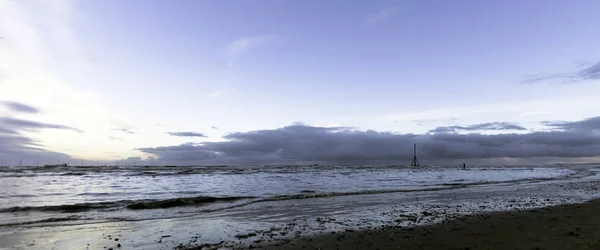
[255,199,600,250]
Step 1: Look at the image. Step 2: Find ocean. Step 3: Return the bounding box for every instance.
[1,164,599,249]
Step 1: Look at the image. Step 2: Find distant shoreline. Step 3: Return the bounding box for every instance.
[256,199,600,250]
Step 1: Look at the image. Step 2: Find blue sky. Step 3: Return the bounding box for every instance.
[1,0,600,165]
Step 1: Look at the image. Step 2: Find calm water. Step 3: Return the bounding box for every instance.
[0,165,576,227]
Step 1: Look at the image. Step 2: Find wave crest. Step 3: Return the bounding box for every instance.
[126,196,254,210]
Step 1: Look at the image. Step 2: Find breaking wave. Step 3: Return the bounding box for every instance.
[0,202,120,213]
[0,216,81,227]
[256,186,460,203]
[126,196,255,210]
[0,196,256,213]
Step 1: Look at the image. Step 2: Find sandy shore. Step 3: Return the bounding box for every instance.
[255,199,600,250]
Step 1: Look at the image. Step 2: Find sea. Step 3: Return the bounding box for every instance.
[1,164,599,249]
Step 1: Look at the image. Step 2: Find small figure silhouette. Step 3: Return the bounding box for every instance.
[462,163,466,170]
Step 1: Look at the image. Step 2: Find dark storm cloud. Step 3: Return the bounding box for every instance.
[522,61,600,84]
[428,122,527,134]
[137,118,600,164]
[111,128,135,134]
[167,132,207,137]
[0,101,40,113]
[543,117,600,132]
[0,117,83,133]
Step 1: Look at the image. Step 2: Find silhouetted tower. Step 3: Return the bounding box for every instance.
[410,144,420,167]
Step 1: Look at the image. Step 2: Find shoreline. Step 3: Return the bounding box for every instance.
[2,166,598,250]
[253,199,600,250]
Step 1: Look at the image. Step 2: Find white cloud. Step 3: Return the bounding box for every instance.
[364,6,402,26]
[0,0,141,161]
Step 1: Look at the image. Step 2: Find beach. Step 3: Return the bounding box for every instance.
[256,199,600,250]
[1,165,600,249]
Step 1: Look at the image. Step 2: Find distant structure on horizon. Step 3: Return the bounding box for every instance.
[44,163,68,168]
[410,144,420,167]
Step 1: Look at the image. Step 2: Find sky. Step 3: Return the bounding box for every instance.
[1,0,600,166]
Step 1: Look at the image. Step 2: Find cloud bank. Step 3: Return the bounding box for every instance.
[138,117,600,165]
[0,100,84,165]
[543,116,600,132]
[0,114,78,165]
[0,133,70,166]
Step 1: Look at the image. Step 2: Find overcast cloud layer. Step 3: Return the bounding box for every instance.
[137,116,600,165]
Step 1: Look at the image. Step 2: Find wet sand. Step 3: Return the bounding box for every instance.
[257,199,600,250]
